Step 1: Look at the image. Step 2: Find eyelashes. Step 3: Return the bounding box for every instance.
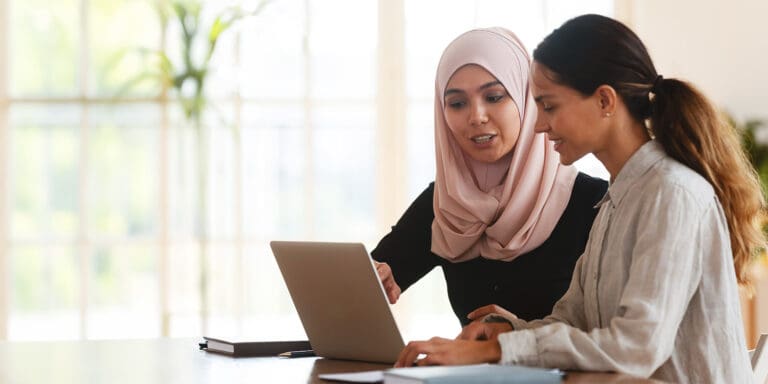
[445,93,507,109]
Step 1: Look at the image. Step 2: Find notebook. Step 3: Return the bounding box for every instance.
[200,336,311,357]
[270,241,406,364]
[383,364,563,384]
[317,364,564,383]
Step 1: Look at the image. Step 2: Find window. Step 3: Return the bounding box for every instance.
[0,0,611,341]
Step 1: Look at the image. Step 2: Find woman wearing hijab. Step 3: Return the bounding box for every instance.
[394,15,763,383]
[372,27,607,326]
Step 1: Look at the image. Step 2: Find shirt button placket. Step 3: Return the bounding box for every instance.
[588,203,612,327]
[594,204,614,327]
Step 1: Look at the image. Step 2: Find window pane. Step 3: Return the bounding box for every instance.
[203,5,239,101]
[167,107,198,238]
[89,0,161,97]
[406,100,435,200]
[404,0,475,100]
[309,0,376,100]
[313,105,376,241]
[10,105,80,240]
[574,154,610,179]
[10,0,79,96]
[544,0,614,29]
[208,114,237,239]
[241,103,306,238]
[166,104,238,239]
[88,104,160,239]
[87,243,159,338]
[206,244,239,335]
[9,245,79,340]
[474,0,547,50]
[392,269,459,340]
[239,0,305,100]
[168,242,201,337]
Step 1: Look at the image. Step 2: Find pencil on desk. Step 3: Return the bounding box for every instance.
[278,350,316,358]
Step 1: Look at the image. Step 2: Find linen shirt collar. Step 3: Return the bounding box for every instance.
[596,140,666,208]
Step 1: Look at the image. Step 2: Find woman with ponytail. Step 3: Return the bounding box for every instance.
[394,14,765,384]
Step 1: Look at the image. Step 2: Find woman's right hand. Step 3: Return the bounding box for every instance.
[466,304,518,322]
[375,261,401,304]
[456,321,513,341]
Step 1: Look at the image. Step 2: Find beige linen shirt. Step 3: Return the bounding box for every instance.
[497,141,753,383]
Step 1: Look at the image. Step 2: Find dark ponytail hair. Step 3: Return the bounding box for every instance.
[533,14,765,285]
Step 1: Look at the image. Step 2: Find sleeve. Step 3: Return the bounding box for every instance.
[497,185,706,378]
[370,183,442,292]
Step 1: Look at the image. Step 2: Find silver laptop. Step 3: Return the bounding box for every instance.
[270,241,406,364]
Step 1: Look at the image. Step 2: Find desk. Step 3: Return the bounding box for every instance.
[0,338,665,383]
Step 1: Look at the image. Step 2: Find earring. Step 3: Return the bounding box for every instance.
[603,112,612,117]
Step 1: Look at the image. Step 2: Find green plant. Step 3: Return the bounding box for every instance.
[736,116,768,188]
[118,0,271,333]
[731,113,768,261]
[152,0,270,122]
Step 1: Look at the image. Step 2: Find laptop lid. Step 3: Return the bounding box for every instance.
[270,241,405,364]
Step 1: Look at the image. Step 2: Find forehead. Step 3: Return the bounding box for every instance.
[530,62,554,91]
[530,62,575,100]
[446,64,500,88]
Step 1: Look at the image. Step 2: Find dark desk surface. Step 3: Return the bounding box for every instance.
[0,338,665,383]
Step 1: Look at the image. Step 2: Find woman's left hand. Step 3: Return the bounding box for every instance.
[394,337,502,368]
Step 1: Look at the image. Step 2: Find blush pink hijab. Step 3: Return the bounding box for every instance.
[430,27,578,262]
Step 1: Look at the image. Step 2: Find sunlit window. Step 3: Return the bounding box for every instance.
[1,0,611,341]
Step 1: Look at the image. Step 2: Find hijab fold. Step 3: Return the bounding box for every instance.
[430,28,578,262]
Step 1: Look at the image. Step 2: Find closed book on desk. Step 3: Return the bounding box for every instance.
[201,336,311,357]
[383,364,562,384]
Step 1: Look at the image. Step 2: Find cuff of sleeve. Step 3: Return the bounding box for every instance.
[507,317,528,330]
[497,329,540,366]
[482,314,512,325]
[481,314,527,330]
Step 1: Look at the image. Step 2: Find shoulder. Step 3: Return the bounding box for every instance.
[411,182,436,203]
[570,172,608,206]
[409,182,436,217]
[555,173,607,227]
[643,157,715,209]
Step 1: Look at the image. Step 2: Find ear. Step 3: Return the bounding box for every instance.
[594,85,617,118]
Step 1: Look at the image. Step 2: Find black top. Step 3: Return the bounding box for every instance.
[371,172,607,326]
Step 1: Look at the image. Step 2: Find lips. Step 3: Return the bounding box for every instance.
[471,134,496,144]
[550,138,563,151]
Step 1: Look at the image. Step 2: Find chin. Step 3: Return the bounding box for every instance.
[557,152,582,166]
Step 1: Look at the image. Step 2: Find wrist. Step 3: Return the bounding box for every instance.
[483,340,502,363]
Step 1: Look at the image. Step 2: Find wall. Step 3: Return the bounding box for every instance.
[617,0,768,121]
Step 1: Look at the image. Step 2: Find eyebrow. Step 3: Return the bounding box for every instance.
[444,80,503,97]
[533,94,552,103]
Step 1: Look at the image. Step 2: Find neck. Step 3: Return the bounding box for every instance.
[594,118,651,182]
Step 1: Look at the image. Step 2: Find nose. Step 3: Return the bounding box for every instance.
[533,114,549,133]
[468,103,488,126]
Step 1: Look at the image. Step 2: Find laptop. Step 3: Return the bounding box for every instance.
[270,241,406,364]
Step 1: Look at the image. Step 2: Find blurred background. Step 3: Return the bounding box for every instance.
[0,0,766,344]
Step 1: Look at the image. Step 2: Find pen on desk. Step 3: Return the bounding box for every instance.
[278,349,316,358]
